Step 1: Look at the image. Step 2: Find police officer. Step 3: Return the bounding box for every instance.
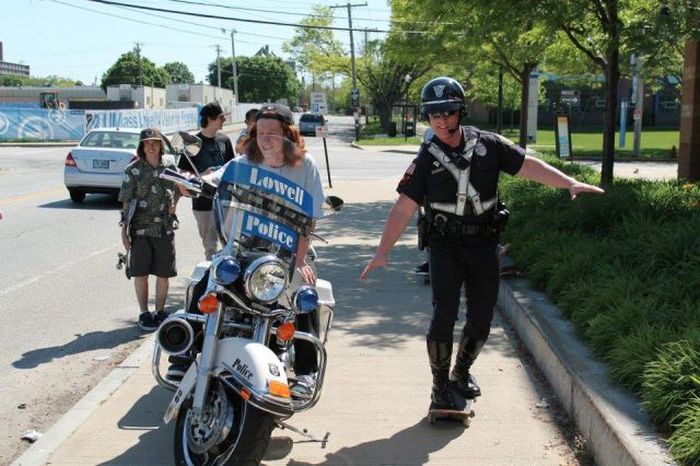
[361,77,603,412]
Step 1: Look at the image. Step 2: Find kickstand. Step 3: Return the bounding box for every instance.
[275,420,330,449]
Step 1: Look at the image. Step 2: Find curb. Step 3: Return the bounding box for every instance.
[11,335,156,466]
[497,277,673,466]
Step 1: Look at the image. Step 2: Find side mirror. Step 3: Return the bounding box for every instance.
[324,195,344,212]
[171,131,202,157]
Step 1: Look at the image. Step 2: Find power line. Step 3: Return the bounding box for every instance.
[85,0,439,34]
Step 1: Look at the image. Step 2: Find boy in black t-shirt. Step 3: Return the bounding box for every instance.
[178,102,235,260]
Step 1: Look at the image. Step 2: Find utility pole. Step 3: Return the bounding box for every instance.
[215,45,222,89]
[134,42,143,86]
[331,2,366,142]
[231,30,238,104]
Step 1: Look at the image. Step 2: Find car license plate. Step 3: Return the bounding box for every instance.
[93,159,109,169]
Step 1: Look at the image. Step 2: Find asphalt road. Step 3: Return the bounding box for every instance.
[0,115,412,465]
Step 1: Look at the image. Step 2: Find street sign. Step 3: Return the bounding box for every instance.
[310,92,327,114]
[315,125,328,138]
[350,88,360,108]
[560,90,580,106]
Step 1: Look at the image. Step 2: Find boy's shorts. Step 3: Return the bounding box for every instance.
[129,232,177,278]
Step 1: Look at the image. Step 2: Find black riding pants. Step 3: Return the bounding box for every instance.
[427,237,500,344]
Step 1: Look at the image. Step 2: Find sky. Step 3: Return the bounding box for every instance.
[2,0,393,86]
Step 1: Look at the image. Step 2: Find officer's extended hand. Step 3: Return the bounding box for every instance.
[569,181,605,200]
[360,252,388,280]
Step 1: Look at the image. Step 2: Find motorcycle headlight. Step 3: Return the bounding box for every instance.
[243,256,288,303]
[212,256,241,285]
[293,285,318,314]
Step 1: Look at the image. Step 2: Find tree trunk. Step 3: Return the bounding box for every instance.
[601,4,621,186]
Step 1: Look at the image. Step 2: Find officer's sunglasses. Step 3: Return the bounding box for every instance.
[428,110,458,119]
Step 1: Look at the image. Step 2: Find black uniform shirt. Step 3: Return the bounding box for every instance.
[178,131,235,211]
[397,126,526,221]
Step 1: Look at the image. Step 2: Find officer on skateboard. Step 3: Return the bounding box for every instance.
[361,77,604,414]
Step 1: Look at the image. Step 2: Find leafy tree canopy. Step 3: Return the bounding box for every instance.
[162,61,195,84]
[100,50,170,91]
[208,55,300,104]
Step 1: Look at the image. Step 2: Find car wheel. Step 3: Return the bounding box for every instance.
[69,189,86,203]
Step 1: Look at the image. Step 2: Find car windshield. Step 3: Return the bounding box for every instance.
[300,114,323,123]
[81,131,140,149]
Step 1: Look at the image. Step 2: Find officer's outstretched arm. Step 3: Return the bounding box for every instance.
[360,194,419,280]
[516,155,605,200]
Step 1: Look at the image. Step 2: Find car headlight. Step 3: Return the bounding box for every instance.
[293,285,318,314]
[243,255,288,303]
[212,256,241,285]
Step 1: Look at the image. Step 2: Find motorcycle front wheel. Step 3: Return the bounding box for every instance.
[174,381,276,466]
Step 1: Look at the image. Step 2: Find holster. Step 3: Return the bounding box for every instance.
[417,209,430,251]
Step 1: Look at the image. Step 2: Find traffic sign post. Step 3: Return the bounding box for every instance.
[310,92,327,114]
[316,125,332,188]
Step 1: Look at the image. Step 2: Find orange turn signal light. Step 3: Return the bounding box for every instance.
[240,387,251,400]
[268,380,290,398]
[198,293,219,314]
[276,322,296,341]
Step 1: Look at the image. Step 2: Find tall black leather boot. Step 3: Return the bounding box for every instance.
[426,337,457,410]
[450,331,486,399]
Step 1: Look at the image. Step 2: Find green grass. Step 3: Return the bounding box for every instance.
[357,120,422,145]
[359,136,422,145]
[501,128,680,159]
[499,161,700,465]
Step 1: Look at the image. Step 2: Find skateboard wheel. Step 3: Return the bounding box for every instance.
[462,418,470,427]
[469,410,476,418]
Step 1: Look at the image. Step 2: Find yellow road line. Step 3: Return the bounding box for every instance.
[0,186,66,206]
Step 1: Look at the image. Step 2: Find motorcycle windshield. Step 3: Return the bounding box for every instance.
[214,161,314,265]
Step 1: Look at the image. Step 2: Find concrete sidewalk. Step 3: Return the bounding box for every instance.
[13,179,671,465]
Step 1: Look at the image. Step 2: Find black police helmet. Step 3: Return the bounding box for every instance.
[256,103,295,126]
[420,77,466,119]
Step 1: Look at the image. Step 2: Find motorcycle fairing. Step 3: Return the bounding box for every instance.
[163,337,293,424]
[219,162,313,217]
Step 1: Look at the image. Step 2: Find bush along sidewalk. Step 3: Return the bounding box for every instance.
[499,156,700,466]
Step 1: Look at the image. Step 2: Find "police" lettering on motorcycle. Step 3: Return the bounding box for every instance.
[233,358,254,379]
[245,213,296,250]
[249,167,304,207]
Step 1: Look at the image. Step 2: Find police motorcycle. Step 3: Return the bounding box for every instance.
[153,131,341,465]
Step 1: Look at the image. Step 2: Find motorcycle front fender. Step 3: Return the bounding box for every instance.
[163,337,292,424]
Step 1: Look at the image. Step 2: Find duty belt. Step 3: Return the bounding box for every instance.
[431,213,497,240]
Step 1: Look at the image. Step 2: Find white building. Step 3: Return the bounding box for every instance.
[165,83,235,113]
[106,84,166,109]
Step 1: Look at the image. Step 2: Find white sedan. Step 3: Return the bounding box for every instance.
[63,127,175,203]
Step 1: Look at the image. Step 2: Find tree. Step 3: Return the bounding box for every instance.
[162,62,195,84]
[355,40,430,131]
[100,49,171,90]
[389,0,552,148]
[539,0,680,185]
[208,56,300,104]
[283,5,344,102]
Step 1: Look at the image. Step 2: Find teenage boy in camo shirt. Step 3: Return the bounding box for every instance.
[119,128,179,331]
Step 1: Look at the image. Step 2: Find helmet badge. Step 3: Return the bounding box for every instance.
[433,85,446,98]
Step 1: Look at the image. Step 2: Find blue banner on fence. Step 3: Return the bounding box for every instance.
[0,107,86,141]
[86,107,199,134]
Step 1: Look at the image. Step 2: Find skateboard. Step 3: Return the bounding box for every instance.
[427,382,476,427]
